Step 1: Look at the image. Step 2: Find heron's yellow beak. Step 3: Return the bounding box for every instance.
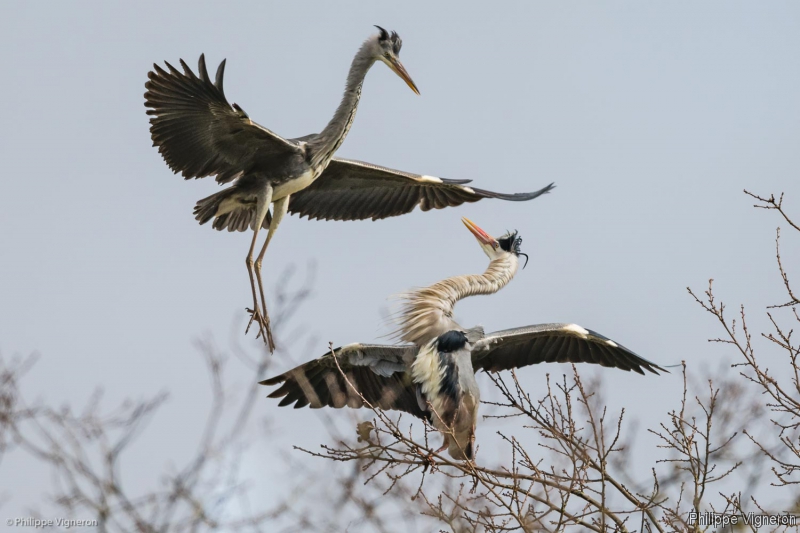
[389,57,420,95]
[462,217,498,248]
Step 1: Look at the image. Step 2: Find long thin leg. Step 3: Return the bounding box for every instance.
[252,196,288,351]
[244,223,268,341]
[254,195,289,343]
[244,185,273,348]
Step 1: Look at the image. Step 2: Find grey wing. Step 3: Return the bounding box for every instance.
[260,344,427,419]
[287,158,555,221]
[145,54,302,184]
[472,323,666,375]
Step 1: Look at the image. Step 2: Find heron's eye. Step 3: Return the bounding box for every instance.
[384,53,391,59]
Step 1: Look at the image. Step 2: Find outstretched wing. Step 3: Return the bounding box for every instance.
[472,323,665,375]
[145,54,302,184]
[261,344,427,419]
[288,158,555,221]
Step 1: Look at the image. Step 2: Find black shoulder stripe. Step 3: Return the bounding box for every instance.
[438,352,460,402]
[437,330,468,353]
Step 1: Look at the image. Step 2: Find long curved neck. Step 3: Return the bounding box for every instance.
[395,255,519,346]
[307,41,375,169]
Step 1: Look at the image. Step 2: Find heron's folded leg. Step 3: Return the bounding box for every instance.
[245,186,274,350]
[436,439,449,454]
[469,424,476,461]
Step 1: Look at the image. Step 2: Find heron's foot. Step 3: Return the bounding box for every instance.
[245,307,276,352]
[435,440,448,454]
[244,306,265,335]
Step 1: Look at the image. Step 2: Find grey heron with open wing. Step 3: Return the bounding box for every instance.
[262,219,664,461]
[145,28,554,351]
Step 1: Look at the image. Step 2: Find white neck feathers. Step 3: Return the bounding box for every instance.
[394,254,519,346]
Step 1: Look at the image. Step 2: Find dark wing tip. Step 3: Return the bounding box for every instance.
[513,182,556,200]
[645,362,670,375]
[163,60,182,78]
[583,327,667,376]
[178,58,195,77]
[215,59,227,93]
[471,182,556,202]
[278,396,296,407]
[259,375,285,386]
[232,103,249,118]
[198,54,210,82]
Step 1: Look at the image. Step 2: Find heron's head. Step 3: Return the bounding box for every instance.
[371,26,419,95]
[462,217,529,268]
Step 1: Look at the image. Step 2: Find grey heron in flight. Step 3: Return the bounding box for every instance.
[262,218,665,460]
[144,27,554,351]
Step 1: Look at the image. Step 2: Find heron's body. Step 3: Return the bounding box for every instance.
[273,169,317,200]
[395,244,520,459]
[145,28,554,348]
[262,219,666,460]
[412,333,481,459]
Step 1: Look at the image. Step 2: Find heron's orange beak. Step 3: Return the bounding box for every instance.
[462,217,498,249]
[389,58,420,95]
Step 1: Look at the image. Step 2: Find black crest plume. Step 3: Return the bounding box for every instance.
[375,25,389,40]
[374,25,403,54]
[498,230,529,268]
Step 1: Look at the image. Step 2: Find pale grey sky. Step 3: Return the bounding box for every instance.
[2,0,799,524]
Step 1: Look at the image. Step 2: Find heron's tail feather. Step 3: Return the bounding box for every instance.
[193,189,271,232]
